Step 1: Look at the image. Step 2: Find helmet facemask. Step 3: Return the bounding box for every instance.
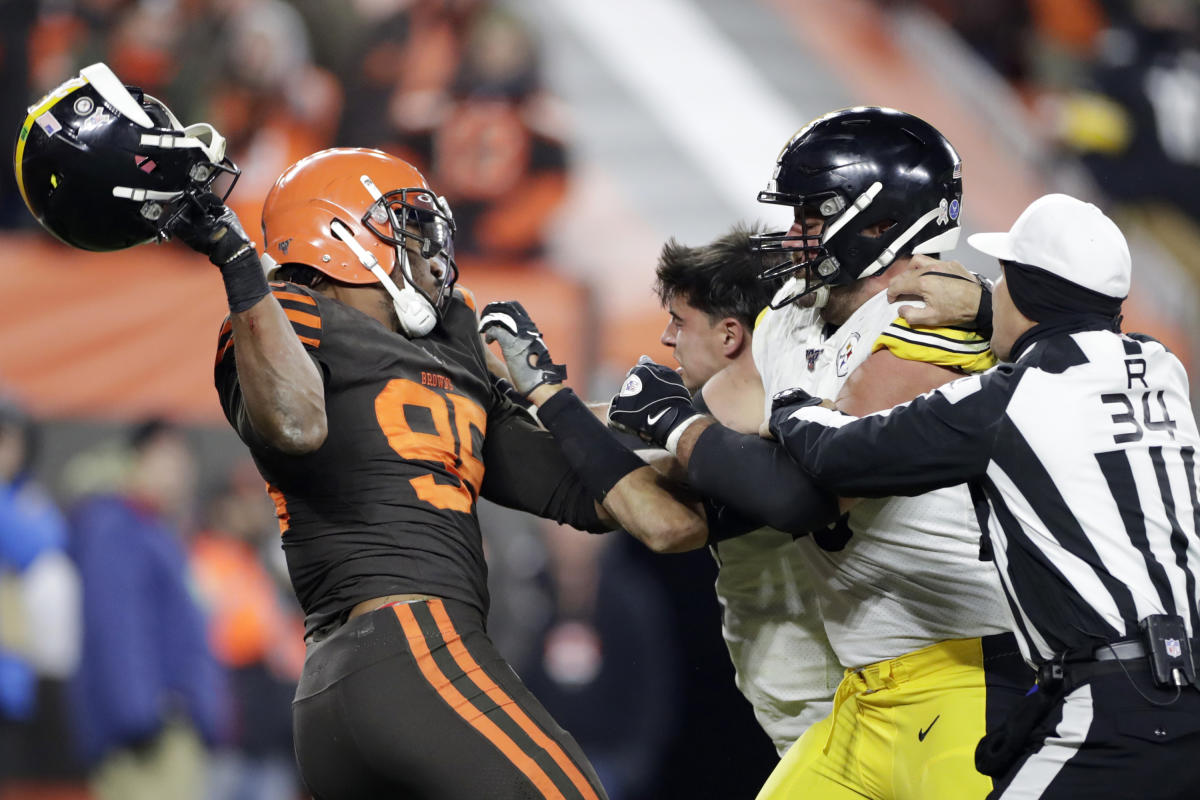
[327,175,458,338]
[133,92,241,237]
[360,181,459,316]
[752,186,877,309]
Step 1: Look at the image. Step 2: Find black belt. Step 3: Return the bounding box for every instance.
[1038,639,1148,687]
[1082,636,1200,663]
[1090,639,1146,662]
[1041,637,1200,689]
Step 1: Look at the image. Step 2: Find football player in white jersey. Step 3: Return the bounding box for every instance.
[609,107,1034,800]
[652,224,842,754]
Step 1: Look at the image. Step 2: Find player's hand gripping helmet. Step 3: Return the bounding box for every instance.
[753,107,963,307]
[14,62,238,251]
[261,148,457,338]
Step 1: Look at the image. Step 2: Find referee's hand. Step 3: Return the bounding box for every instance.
[887,255,984,328]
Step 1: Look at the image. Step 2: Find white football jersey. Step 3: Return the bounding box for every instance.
[712,528,839,754]
[754,285,1013,668]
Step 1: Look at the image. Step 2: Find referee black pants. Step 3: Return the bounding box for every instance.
[988,664,1200,799]
[293,597,608,800]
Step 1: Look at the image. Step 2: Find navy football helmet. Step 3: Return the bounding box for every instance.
[753,107,963,305]
[14,62,238,251]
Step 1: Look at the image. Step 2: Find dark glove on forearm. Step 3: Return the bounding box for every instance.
[767,387,823,441]
[607,357,702,450]
[170,191,268,312]
[171,191,255,266]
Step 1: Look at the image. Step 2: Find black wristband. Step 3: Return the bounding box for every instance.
[538,388,647,500]
[219,249,271,313]
[975,282,994,341]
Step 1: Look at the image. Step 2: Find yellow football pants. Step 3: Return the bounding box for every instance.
[756,637,1004,800]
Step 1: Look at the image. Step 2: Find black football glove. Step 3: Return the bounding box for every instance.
[478,301,568,395]
[169,191,255,267]
[768,387,823,440]
[607,356,701,449]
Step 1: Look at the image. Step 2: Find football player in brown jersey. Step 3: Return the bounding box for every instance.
[174,147,709,800]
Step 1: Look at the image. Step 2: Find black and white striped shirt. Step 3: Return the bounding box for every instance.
[772,326,1200,666]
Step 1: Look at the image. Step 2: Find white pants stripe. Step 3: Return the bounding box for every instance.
[997,683,1096,799]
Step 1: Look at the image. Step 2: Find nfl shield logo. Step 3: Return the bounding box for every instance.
[1166,638,1182,658]
[806,349,820,371]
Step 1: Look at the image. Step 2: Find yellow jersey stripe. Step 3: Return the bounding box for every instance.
[873,317,996,373]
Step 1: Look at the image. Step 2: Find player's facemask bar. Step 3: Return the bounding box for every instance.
[81,63,240,237]
[752,183,883,309]
[328,176,458,338]
[753,180,961,309]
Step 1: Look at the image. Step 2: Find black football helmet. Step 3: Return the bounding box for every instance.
[753,107,963,305]
[14,62,238,251]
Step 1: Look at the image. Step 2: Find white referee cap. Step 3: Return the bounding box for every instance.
[968,193,1130,298]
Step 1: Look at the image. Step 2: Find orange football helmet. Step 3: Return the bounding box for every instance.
[261,147,457,336]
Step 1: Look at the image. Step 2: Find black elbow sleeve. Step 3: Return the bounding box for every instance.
[688,424,839,537]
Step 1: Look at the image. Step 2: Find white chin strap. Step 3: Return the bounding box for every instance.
[771,275,830,310]
[330,219,437,337]
[860,202,962,278]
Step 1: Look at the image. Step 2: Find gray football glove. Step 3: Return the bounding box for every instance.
[478,301,567,395]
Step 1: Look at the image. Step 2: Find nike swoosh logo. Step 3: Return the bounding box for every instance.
[918,715,941,742]
[646,409,670,426]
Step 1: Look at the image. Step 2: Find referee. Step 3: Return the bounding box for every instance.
[770,193,1200,799]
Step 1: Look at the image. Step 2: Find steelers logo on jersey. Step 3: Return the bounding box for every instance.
[836,333,860,377]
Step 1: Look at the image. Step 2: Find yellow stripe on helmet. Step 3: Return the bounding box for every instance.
[14,75,90,215]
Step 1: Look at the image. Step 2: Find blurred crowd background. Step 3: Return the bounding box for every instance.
[2,0,1200,799]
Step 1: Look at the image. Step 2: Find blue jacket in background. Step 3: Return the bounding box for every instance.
[68,494,228,765]
[0,477,67,720]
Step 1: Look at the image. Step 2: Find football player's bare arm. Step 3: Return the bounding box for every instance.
[603,366,759,483]
[635,447,688,484]
[605,359,840,536]
[835,348,960,417]
[232,298,327,454]
[593,467,708,553]
[171,193,326,453]
[526,383,708,552]
[481,301,708,551]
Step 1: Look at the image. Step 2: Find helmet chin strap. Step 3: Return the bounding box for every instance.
[329,220,437,337]
[770,275,830,310]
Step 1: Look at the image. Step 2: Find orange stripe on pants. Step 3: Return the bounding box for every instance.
[427,599,600,800]
[392,604,566,800]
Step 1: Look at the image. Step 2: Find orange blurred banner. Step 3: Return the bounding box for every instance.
[0,234,594,423]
